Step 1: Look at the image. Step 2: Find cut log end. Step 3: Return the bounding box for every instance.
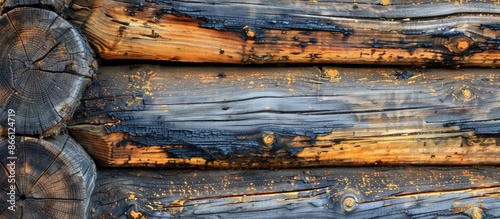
[1,0,71,14]
[0,134,97,218]
[0,7,96,136]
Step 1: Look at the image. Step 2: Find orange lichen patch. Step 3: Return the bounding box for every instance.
[325,69,339,77]
[381,0,391,5]
[470,207,484,219]
[428,86,439,96]
[129,210,146,219]
[325,69,341,82]
[166,199,186,215]
[127,193,137,201]
[243,25,255,38]
[126,70,156,97]
[462,89,472,99]
[453,74,474,81]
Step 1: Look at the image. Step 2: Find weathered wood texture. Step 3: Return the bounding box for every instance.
[0,7,96,136]
[0,134,97,218]
[0,0,69,14]
[90,166,500,218]
[68,0,500,66]
[68,65,500,168]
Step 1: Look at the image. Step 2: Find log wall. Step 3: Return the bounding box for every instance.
[0,1,498,217]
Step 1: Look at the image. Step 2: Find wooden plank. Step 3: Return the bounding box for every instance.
[68,0,500,66]
[89,166,500,218]
[68,65,500,168]
[0,134,97,218]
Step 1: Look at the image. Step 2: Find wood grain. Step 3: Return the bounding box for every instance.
[68,65,500,168]
[89,166,500,218]
[0,7,96,136]
[68,0,500,66]
[0,0,70,14]
[0,134,96,219]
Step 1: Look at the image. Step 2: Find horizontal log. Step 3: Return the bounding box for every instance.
[68,0,500,66]
[68,65,500,168]
[90,166,500,218]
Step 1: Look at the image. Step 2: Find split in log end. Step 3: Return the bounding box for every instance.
[0,7,97,136]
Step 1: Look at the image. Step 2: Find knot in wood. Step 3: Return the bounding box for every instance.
[262,132,275,146]
[446,36,472,54]
[451,85,476,103]
[340,193,359,212]
[456,39,470,51]
[343,197,355,208]
[380,0,391,6]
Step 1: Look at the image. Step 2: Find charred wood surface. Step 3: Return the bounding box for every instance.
[68,65,500,168]
[0,7,96,136]
[90,166,500,218]
[0,134,97,218]
[68,0,500,66]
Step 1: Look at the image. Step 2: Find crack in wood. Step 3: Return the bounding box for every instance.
[69,0,500,65]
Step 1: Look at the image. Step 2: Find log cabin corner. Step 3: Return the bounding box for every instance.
[0,0,499,218]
